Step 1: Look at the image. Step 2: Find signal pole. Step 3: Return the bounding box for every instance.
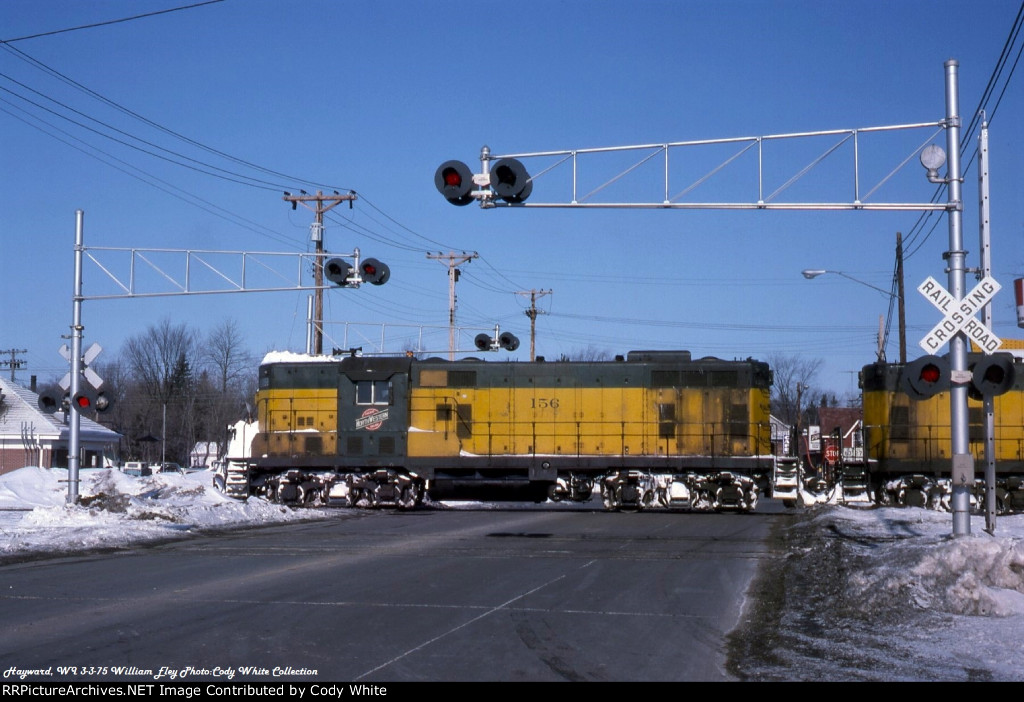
[516,289,552,361]
[428,251,478,359]
[896,232,907,364]
[283,190,357,355]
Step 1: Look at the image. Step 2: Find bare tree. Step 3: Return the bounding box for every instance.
[201,319,252,393]
[768,353,823,426]
[123,319,197,406]
[199,319,257,458]
[119,319,199,465]
[558,345,614,362]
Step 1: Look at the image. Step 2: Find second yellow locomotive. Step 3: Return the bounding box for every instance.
[857,354,1024,511]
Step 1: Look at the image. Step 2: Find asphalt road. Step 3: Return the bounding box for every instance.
[0,501,789,682]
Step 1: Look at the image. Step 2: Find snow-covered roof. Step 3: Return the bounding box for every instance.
[0,377,120,443]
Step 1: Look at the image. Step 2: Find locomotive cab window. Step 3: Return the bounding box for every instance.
[356,380,391,406]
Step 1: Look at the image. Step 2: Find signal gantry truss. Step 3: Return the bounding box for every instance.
[441,121,953,211]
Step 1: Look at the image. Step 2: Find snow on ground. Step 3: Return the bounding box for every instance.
[2,466,1023,680]
[0,466,325,558]
[729,504,1024,681]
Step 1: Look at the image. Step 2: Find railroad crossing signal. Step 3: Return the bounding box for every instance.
[359,258,390,286]
[434,161,475,206]
[901,352,1017,401]
[52,343,112,413]
[474,330,521,352]
[323,256,390,287]
[902,355,951,400]
[918,275,1002,354]
[969,353,1016,398]
[434,158,533,206]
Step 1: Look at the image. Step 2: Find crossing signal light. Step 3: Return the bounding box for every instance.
[490,158,532,204]
[475,333,492,351]
[434,160,475,206]
[498,332,520,351]
[38,389,64,414]
[324,258,353,286]
[360,258,390,286]
[902,355,950,400]
[970,353,1016,399]
[72,386,99,412]
[94,392,113,413]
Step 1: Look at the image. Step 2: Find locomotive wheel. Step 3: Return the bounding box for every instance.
[296,483,315,506]
[640,491,654,510]
[874,484,892,506]
[398,485,419,510]
[745,490,759,512]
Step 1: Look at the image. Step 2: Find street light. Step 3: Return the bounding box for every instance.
[801,269,893,297]
[801,264,906,363]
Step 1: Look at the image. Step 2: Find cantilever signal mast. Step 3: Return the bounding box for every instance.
[516,289,552,361]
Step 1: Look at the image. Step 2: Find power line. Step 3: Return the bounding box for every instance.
[0,1,226,44]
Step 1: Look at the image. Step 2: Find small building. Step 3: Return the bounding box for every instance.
[817,406,864,462]
[189,441,220,469]
[0,377,121,476]
[769,414,791,456]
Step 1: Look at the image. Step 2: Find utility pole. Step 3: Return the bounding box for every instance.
[0,349,27,382]
[516,289,552,361]
[896,231,907,364]
[283,190,357,355]
[428,251,478,360]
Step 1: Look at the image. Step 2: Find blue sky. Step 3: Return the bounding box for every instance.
[2,0,1023,401]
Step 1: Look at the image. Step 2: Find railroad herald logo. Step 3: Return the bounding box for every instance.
[356,407,389,431]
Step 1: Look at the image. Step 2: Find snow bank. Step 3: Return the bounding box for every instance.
[830,508,1024,618]
[0,466,327,558]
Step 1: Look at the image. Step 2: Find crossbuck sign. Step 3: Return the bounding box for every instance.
[919,276,1002,354]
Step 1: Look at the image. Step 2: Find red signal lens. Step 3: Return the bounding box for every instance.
[363,263,377,275]
[443,169,462,187]
[920,364,940,383]
[75,396,91,409]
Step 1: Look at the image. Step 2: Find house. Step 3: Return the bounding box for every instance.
[0,377,121,476]
[816,406,864,462]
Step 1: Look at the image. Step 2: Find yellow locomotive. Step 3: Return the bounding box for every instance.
[224,350,774,511]
[859,355,1024,511]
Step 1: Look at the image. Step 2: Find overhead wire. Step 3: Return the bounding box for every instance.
[0,1,226,44]
[881,3,1024,353]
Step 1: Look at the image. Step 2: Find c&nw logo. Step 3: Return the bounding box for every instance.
[356,407,389,431]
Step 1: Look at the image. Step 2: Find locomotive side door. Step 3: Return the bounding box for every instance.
[337,367,409,465]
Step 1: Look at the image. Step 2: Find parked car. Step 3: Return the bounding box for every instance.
[158,462,184,474]
[121,461,152,477]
